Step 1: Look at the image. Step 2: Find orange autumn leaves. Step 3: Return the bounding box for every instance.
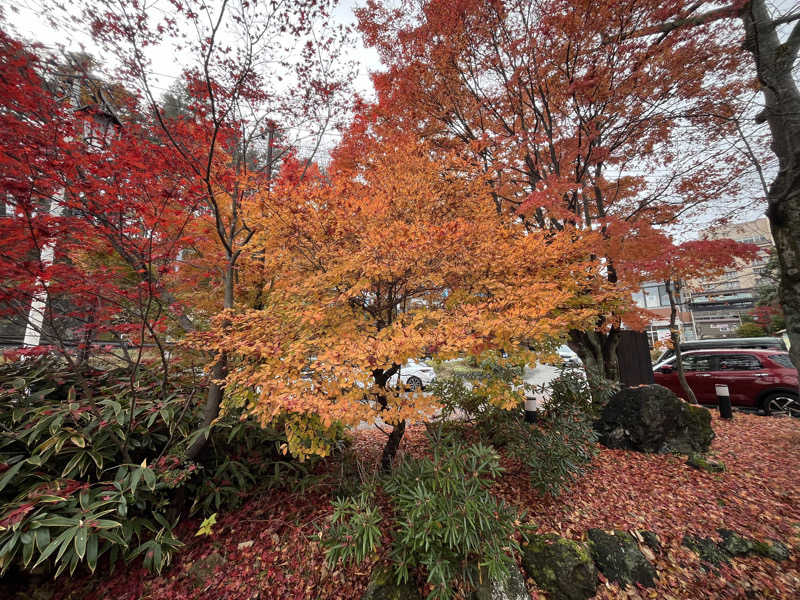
[193,138,614,458]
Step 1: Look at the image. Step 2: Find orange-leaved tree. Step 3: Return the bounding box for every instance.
[195,136,610,470]
[355,0,756,381]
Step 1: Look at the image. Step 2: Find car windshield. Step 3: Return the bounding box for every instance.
[769,354,794,368]
[654,357,676,370]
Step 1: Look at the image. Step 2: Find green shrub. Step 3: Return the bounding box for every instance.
[324,433,528,600]
[185,415,319,515]
[734,321,767,338]
[432,363,599,496]
[0,359,187,576]
[324,491,382,567]
[0,357,317,578]
[506,407,598,496]
[538,365,617,418]
[477,352,524,381]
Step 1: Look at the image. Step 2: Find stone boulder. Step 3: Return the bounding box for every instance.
[682,534,730,566]
[682,530,791,565]
[753,539,790,562]
[595,385,714,454]
[362,568,421,600]
[188,551,226,587]
[717,529,754,556]
[468,566,528,600]
[686,453,725,473]
[639,530,662,555]
[587,529,656,588]
[521,534,596,600]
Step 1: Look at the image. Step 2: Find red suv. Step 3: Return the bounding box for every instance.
[653,349,799,416]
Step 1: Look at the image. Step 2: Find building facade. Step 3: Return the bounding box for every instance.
[633,282,697,346]
[634,217,774,346]
[689,217,773,339]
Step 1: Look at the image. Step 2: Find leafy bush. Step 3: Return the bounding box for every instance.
[324,491,382,566]
[431,363,599,496]
[506,407,598,496]
[430,351,526,422]
[324,433,528,600]
[542,365,617,418]
[0,358,188,576]
[0,357,316,578]
[185,416,315,515]
[735,321,767,338]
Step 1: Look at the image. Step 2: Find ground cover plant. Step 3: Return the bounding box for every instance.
[325,430,530,600]
[0,358,317,580]
[9,412,792,600]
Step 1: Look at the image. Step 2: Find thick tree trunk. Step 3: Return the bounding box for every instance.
[666,279,697,404]
[568,327,621,384]
[740,1,800,377]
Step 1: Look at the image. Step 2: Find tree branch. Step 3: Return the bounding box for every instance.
[605,3,744,42]
[784,18,800,57]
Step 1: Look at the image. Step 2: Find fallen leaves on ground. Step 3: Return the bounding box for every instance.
[55,414,799,599]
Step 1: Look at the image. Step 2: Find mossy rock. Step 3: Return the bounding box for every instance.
[521,534,596,600]
[188,551,227,586]
[682,534,730,566]
[362,567,421,600]
[686,454,725,473]
[595,385,714,454]
[587,529,656,588]
[468,565,529,600]
[752,539,790,562]
[639,530,662,554]
[717,529,755,556]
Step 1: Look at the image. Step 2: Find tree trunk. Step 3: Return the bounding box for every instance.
[372,364,404,471]
[380,419,406,472]
[186,354,226,460]
[740,1,800,377]
[187,261,234,460]
[568,327,621,389]
[665,279,697,404]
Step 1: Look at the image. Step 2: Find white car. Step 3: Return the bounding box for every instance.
[388,359,436,391]
[556,345,582,366]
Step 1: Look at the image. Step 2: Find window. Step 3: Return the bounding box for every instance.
[683,354,715,372]
[659,285,671,307]
[769,354,794,368]
[643,287,660,307]
[632,290,645,308]
[717,354,761,371]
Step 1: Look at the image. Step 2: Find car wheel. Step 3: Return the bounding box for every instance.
[762,392,800,417]
[406,376,423,391]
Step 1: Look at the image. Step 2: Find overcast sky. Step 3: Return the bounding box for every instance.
[6,0,381,99]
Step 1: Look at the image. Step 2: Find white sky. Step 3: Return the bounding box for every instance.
[5,0,381,99]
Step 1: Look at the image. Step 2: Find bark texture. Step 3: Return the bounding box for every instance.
[569,327,621,385]
[740,1,800,375]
